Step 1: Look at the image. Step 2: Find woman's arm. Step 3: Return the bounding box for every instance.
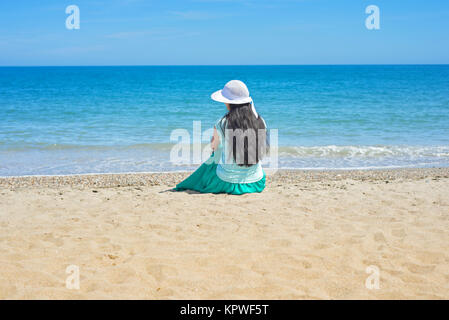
[211,127,220,151]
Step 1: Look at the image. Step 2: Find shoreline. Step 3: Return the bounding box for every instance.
[1,167,448,189]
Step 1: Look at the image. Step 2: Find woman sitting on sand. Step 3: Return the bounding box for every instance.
[175,80,268,195]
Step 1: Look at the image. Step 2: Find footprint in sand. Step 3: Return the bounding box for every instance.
[42,233,64,247]
[399,273,428,284]
[373,232,387,243]
[155,287,174,297]
[0,282,17,299]
[300,260,312,269]
[218,264,244,275]
[297,206,312,214]
[145,264,179,282]
[391,228,406,238]
[313,243,332,250]
[404,262,436,274]
[84,281,100,293]
[414,251,444,265]
[268,239,292,247]
[313,221,327,230]
[340,224,356,232]
[105,267,137,284]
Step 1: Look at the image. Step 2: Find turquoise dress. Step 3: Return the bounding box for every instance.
[175,118,266,195]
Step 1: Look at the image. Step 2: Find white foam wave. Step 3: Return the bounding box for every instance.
[278,145,449,158]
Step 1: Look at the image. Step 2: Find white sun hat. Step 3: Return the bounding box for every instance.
[211,80,259,117]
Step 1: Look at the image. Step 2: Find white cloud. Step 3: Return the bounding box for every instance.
[169,10,217,20]
[105,28,200,40]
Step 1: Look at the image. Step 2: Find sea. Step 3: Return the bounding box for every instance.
[1,65,448,176]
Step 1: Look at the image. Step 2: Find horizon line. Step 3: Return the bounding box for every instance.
[1,63,449,67]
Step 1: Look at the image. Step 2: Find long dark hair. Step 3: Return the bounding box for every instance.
[220,103,268,167]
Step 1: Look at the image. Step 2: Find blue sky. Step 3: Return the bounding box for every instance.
[0,0,448,65]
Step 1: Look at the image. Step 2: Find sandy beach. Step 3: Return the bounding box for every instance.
[1,168,448,299]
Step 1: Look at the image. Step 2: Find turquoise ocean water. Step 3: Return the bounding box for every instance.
[1,65,448,176]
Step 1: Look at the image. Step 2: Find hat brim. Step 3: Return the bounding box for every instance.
[211,90,252,104]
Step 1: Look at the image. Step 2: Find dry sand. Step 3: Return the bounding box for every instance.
[0,168,448,299]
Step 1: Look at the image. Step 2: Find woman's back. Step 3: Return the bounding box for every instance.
[214,116,265,183]
[175,80,267,195]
